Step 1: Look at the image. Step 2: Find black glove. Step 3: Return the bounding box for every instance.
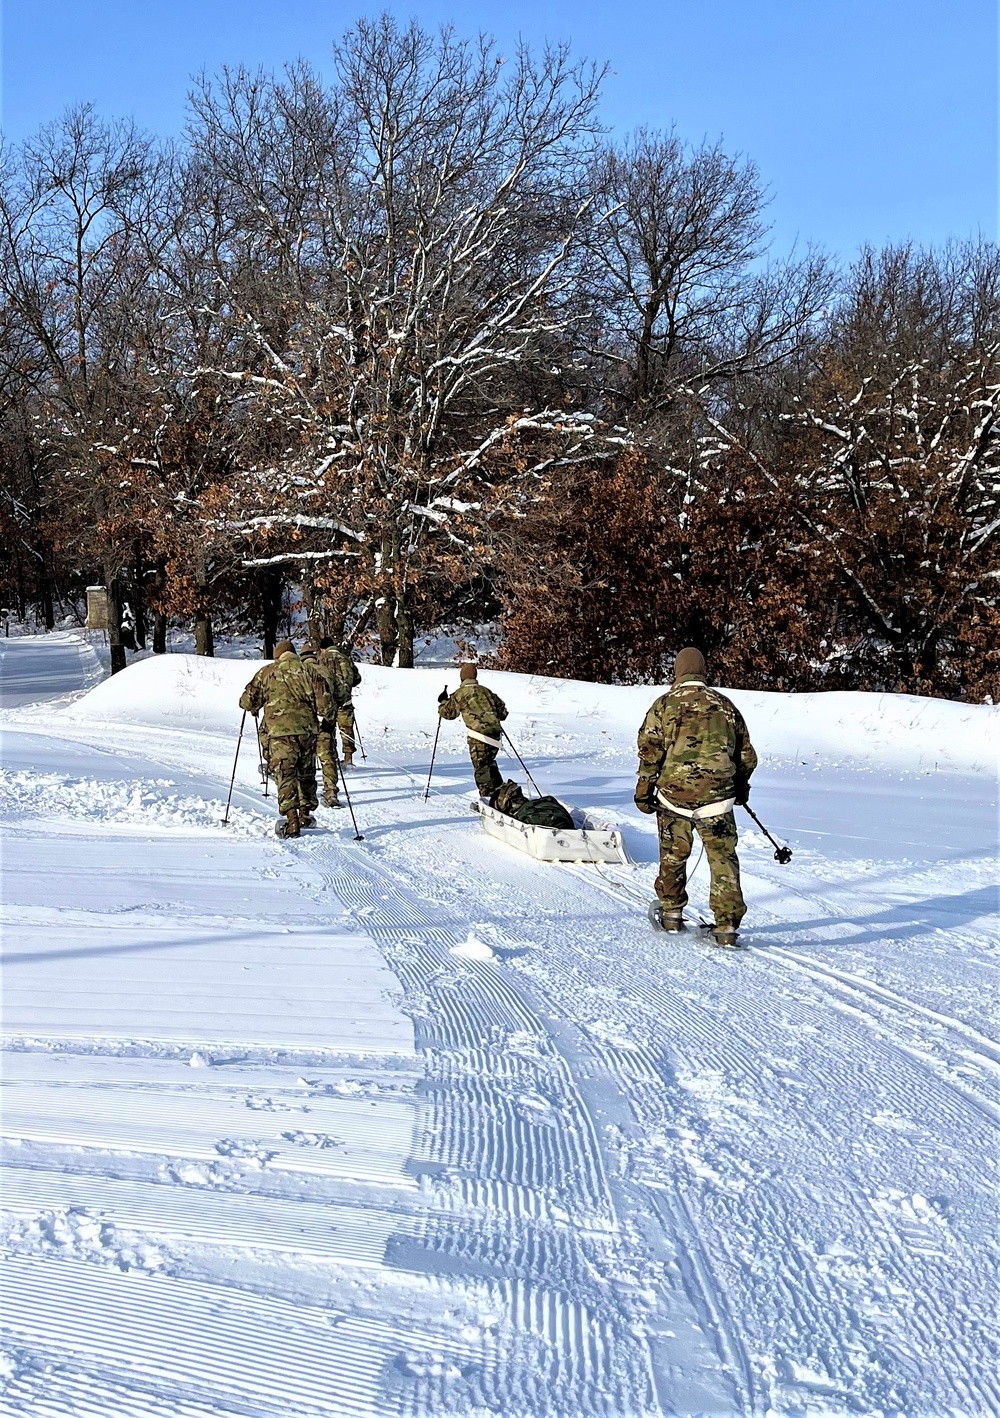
[734,779,750,807]
[634,780,658,816]
[437,687,449,705]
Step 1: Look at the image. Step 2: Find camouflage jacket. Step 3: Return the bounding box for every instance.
[317,646,362,704]
[636,675,757,809]
[239,660,277,720]
[239,652,332,737]
[439,681,508,741]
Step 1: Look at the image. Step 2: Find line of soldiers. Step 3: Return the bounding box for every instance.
[239,643,758,945]
[239,638,361,838]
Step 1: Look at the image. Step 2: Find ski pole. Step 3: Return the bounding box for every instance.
[352,718,367,762]
[501,728,543,798]
[424,690,446,801]
[257,729,269,799]
[741,803,793,864]
[221,711,246,826]
[335,747,364,841]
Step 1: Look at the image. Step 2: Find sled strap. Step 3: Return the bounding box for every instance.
[656,792,735,821]
[466,729,502,748]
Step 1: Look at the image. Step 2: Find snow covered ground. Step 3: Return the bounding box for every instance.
[1,634,997,1416]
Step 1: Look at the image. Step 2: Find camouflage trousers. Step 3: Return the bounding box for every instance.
[316,721,341,797]
[468,739,503,798]
[337,702,356,758]
[270,733,318,816]
[256,722,270,771]
[655,809,747,930]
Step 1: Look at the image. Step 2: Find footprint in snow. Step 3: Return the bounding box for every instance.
[213,1138,277,1165]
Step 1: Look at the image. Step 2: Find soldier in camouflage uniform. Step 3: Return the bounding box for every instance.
[239,640,333,837]
[318,638,362,765]
[300,641,356,808]
[634,647,757,947]
[438,664,508,798]
[241,657,278,780]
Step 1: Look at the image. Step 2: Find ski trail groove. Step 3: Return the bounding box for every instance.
[309,844,661,1417]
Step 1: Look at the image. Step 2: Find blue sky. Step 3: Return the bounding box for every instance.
[3,0,996,260]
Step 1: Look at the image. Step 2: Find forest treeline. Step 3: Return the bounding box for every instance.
[1,16,997,697]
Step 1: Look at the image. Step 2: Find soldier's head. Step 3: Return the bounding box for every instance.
[318,637,335,650]
[273,639,296,660]
[460,663,478,682]
[300,646,316,659]
[673,646,707,684]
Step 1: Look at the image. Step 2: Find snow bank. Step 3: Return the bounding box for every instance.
[0,765,266,837]
[61,652,998,775]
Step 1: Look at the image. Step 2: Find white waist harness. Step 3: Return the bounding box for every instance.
[657,791,735,821]
[466,728,502,748]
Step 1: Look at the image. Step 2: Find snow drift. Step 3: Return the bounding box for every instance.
[62,651,998,775]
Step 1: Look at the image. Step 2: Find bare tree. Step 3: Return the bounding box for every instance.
[0,106,160,669]
[185,15,606,663]
[581,129,831,418]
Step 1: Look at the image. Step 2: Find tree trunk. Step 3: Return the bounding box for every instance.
[376,590,398,665]
[194,613,214,656]
[38,558,55,630]
[194,549,214,656]
[396,588,415,669]
[133,542,146,649]
[15,553,26,621]
[262,570,282,658]
[152,562,167,654]
[301,578,321,648]
[104,561,127,675]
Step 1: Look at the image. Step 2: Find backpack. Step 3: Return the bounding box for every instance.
[491,779,575,830]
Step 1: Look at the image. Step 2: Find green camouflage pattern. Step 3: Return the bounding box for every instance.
[636,675,757,809]
[269,732,319,815]
[316,724,340,797]
[336,702,357,758]
[317,646,361,707]
[240,662,279,767]
[439,680,508,796]
[469,739,503,797]
[438,681,508,740]
[492,780,574,829]
[655,810,747,929]
[239,652,333,737]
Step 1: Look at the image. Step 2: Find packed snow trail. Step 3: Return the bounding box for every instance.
[2,637,998,1416]
[0,639,661,1417]
[0,633,101,708]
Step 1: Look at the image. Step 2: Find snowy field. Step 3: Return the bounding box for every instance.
[1,632,997,1417]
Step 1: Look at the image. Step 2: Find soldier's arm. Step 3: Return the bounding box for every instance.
[336,665,355,705]
[350,661,362,689]
[239,674,265,715]
[492,691,508,721]
[732,706,758,796]
[636,698,675,782]
[438,689,462,720]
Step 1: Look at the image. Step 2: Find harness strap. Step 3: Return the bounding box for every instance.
[657,791,735,821]
[466,728,502,748]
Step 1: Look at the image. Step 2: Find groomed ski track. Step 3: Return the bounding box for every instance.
[2,636,997,1417]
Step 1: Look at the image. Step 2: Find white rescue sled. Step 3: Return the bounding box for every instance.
[473,800,629,865]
